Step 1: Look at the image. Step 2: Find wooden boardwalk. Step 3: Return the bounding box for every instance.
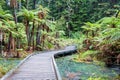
[1,46,76,80]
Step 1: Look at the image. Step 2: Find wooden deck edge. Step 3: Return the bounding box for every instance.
[0,53,35,80]
[52,55,62,80]
[54,47,77,58]
[53,46,77,80]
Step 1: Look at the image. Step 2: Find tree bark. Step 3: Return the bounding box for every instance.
[18,0,22,10]
[26,0,28,9]
[33,0,36,9]
[30,20,35,50]
[7,33,16,57]
[8,32,12,53]
[36,24,41,50]
[25,20,30,47]
[10,0,17,8]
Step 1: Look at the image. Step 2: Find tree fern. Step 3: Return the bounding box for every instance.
[17,7,35,21]
[81,50,99,58]
[0,6,13,20]
[109,28,120,42]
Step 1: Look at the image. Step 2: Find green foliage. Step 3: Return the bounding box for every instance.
[44,40,54,50]
[0,0,120,78]
[79,16,120,66]
[36,0,120,32]
[0,6,13,20]
[0,0,5,9]
[0,59,21,77]
[17,7,35,21]
[16,23,26,38]
[80,50,99,58]
[94,17,120,45]
[87,77,109,80]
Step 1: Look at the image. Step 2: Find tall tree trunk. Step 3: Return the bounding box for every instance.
[30,20,35,50]
[8,33,12,54]
[33,37,35,50]
[33,0,36,9]
[66,22,70,37]
[10,0,17,8]
[36,24,41,50]
[25,20,30,47]
[7,33,16,57]
[13,7,17,24]
[18,0,22,10]
[11,38,15,51]
[13,7,17,50]
[29,0,36,48]
[12,1,21,57]
[41,25,46,49]
[26,0,28,9]
[32,21,35,50]
[13,5,20,50]
[0,30,3,57]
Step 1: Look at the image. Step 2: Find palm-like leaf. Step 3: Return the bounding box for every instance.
[37,5,49,14]
[0,20,11,31]
[0,6,13,20]
[17,7,35,21]
[16,23,26,38]
[82,22,101,31]
[92,17,120,44]
[94,27,120,46]
[102,28,120,42]
[0,20,18,37]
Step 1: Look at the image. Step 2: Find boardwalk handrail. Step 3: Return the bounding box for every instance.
[52,45,77,80]
[1,45,77,80]
[52,55,62,80]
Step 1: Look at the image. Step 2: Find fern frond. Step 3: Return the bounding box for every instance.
[81,50,99,58]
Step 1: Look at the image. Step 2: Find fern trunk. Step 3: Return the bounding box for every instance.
[30,20,35,50]
[36,24,41,50]
[33,0,36,9]
[25,20,30,47]
[8,32,16,56]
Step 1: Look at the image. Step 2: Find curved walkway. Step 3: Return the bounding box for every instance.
[1,46,77,80]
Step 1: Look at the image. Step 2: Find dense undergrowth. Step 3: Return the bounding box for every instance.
[76,16,120,66]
